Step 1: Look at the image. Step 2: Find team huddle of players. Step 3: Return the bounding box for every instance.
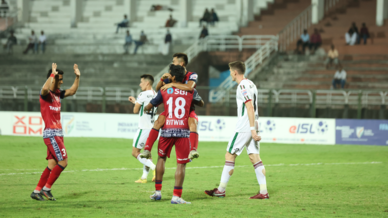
[31,53,269,205]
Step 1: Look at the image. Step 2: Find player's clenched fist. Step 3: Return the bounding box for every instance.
[128,96,136,104]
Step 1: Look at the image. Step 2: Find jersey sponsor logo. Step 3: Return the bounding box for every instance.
[167,88,174,94]
[161,128,190,138]
[189,74,197,80]
[49,106,61,112]
[166,119,185,126]
[174,89,187,95]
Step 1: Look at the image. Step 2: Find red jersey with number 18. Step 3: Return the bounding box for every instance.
[150,87,202,138]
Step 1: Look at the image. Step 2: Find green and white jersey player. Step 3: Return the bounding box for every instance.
[128,74,157,184]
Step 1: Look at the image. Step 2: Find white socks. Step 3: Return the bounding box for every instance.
[43,186,50,191]
[141,165,150,180]
[137,155,156,170]
[218,161,235,192]
[253,161,267,194]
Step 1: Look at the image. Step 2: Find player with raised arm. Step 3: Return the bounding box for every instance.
[140,53,203,160]
[144,65,203,204]
[127,74,157,183]
[204,61,269,199]
[30,63,81,201]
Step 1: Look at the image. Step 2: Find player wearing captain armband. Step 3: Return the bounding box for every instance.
[144,65,204,204]
[128,74,157,183]
[204,61,269,200]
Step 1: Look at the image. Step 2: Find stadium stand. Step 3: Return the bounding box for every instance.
[12,0,240,54]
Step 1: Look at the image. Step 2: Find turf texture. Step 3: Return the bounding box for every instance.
[0,136,387,217]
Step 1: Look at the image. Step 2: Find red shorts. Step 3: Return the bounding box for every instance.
[159,111,198,122]
[43,136,67,161]
[158,137,191,164]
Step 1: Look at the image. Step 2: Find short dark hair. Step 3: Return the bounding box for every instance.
[173,53,188,66]
[47,69,64,78]
[229,61,246,75]
[170,65,185,83]
[140,74,154,85]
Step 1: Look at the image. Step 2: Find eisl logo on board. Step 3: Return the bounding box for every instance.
[289,121,329,134]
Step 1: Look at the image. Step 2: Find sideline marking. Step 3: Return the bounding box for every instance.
[0,162,382,177]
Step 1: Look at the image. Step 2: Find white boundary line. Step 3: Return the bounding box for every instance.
[0,162,382,177]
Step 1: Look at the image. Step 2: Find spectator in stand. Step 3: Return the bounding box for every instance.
[199,8,211,26]
[165,15,177,27]
[159,29,172,56]
[123,30,132,54]
[133,31,148,54]
[332,66,347,89]
[296,29,310,53]
[150,4,173,12]
[199,25,209,39]
[23,30,38,54]
[3,30,16,54]
[325,44,339,69]
[0,0,9,18]
[359,23,370,45]
[37,30,46,53]
[115,15,129,34]
[210,8,219,26]
[309,28,322,54]
[345,28,357,45]
[349,22,359,44]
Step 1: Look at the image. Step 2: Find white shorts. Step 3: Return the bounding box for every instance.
[226,132,260,156]
[132,129,151,149]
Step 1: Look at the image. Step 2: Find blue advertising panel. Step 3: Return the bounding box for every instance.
[336,119,388,146]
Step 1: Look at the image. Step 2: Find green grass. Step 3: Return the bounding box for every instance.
[0,136,387,217]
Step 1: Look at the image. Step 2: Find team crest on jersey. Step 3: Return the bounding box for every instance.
[189,74,197,80]
[242,90,248,97]
[167,88,174,94]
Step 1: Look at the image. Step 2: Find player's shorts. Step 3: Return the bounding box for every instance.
[133,128,151,149]
[226,132,260,156]
[158,137,191,164]
[43,136,67,161]
[159,111,198,122]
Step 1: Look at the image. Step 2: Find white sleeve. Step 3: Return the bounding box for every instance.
[135,93,145,105]
[239,82,253,103]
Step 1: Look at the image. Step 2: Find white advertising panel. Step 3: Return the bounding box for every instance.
[0,112,335,145]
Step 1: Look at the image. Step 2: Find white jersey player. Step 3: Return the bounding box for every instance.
[128,74,157,183]
[205,61,269,199]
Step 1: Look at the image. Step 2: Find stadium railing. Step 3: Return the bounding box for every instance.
[1,86,387,119]
[278,0,354,52]
[152,35,278,88]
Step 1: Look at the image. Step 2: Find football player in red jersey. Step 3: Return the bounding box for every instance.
[30,63,81,201]
[141,53,202,160]
[144,65,203,204]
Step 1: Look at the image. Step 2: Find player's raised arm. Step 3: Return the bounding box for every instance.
[128,96,142,114]
[156,72,172,91]
[41,63,58,96]
[64,64,81,97]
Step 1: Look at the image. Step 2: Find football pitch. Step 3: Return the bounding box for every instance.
[0,136,387,217]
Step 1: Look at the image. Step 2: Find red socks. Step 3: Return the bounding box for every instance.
[190,132,199,151]
[45,164,65,189]
[155,180,162,191]
[35,167,51,191]
[145,128,159,151]
[173,186,183,197]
